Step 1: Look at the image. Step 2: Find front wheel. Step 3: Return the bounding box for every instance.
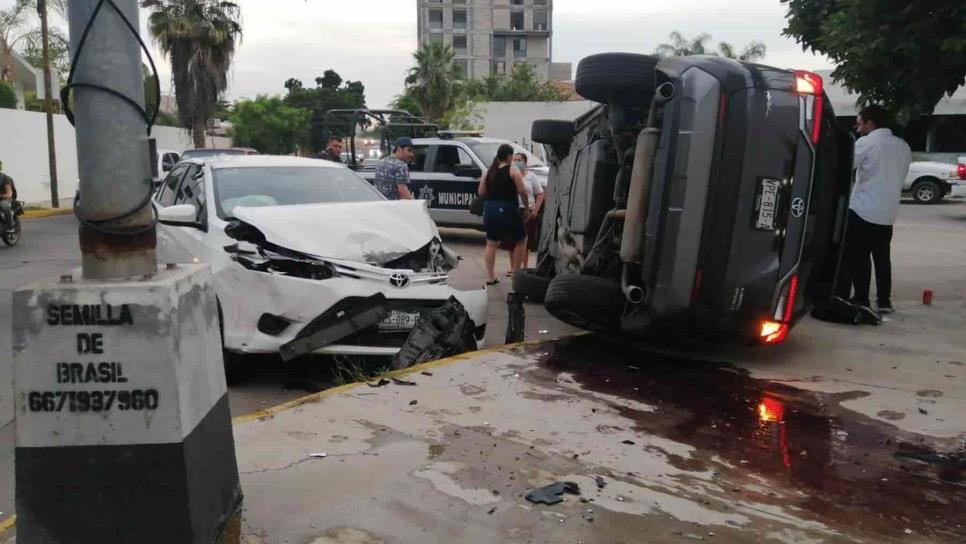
[912,180,943,204]
[2,216,21,246]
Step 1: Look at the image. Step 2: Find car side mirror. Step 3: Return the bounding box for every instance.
[158,204,199,226]
[454,164,482,178]
[161,163,173,173]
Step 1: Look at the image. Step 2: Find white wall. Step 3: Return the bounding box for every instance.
[477,100,597,152]
[0,108,231,207]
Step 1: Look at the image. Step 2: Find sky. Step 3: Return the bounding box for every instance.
[5,0,833,109]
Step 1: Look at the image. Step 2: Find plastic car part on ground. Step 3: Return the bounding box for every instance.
[391,297,479,370]
[525,481,582,505]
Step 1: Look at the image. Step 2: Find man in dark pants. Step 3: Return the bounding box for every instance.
[837,105,911,314]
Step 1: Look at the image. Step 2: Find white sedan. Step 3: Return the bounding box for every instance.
[154,155,488,361]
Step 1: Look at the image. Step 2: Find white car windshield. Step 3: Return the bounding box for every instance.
[467,142,547,168]
[213,166,383,219]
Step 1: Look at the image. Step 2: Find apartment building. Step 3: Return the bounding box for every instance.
[416,0,571,82]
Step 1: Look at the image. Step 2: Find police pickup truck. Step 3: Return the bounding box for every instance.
[358,136,548,229]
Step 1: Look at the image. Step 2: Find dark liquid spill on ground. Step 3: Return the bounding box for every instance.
[520,335,965,541]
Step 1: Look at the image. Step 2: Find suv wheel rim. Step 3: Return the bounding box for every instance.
[917,186,935,201]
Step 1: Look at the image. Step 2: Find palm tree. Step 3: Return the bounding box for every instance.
[0,2,31,83]
[141,0,242,149]
[405,41,462,123]
[655,32,767,62]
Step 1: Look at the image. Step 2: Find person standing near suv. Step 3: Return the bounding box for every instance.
[374,138,415,201]
[0,160,17,234]
[478,144,529,285]
[839,105,912,314]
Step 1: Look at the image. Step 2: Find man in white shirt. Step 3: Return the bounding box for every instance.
[838,105,912,314]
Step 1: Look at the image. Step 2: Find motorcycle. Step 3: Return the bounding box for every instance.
[1,200,24,246]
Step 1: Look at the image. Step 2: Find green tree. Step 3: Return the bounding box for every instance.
[0,80,16,108]
[283,70,366,152]
[466,63,568,102]
[404,41,463,123]
[782,0,966,124]
[142,0,243,148]
[0,2,31,83]
[655,31,767,62]
[230,95,310,155]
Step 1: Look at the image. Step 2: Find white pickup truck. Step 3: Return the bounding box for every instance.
[904,156,966,204]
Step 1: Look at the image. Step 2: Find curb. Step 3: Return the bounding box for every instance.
[22,208,73,219]
[231,335,582,426]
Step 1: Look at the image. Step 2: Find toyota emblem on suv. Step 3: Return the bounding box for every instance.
[389,273,410,288]
[791,198,806,218]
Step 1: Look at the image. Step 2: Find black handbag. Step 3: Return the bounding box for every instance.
[469,196,486,216]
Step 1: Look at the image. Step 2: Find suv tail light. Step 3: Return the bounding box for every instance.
[958,163,966,180]
[761,274,799,344]
[794,71,824,145]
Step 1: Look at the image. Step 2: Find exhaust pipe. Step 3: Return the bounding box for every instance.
[620,81,675,302]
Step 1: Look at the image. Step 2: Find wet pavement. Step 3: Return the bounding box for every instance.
[532,336,965,542]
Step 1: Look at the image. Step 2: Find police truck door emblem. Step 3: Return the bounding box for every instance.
[389,273,410,288]
[791,198,806,218]
[418,186,435,204]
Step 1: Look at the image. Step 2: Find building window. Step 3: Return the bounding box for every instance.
[510,11,524,31]
[534,10,548,31]
[453,0,466,3]
[427,35,443,47]
[456,59,469,78]
[453,35,468,55]
[493,36,506,58]
[428,9,443,30]
[534,0,548,4]
[512,0,525,5]
[453,9,467,30]
[513,37,527,58]
[491,61,507,76]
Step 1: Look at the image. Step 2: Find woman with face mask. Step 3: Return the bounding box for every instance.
[513,153,544,269]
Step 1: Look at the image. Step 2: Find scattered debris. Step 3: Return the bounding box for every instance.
[918,408,929,415]
[308,452,327,459]
[538,329,550,335]
[409,400,418,406]
[421,371,434,376]
[392,297,478,369]
[904,529,913,535]
[621,440,636,445]
[487,507,497,515]
[367,379,390,388]
[582,509,595,522]
[392,377,417,386]
[681,533,705,541]
[595,476,607,489]
[525,481,581,505]
[616,496,625,502]
[627,365,640,371]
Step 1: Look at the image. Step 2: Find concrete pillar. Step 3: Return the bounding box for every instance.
[12,265,241,543]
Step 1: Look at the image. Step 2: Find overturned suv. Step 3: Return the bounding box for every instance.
[517,53,854,343]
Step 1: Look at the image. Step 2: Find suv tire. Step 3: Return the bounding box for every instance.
[575,53,660,106]
[532,119,575,146]
[544,274,624,332]
[911,178,943,204]
[513,268,552,303]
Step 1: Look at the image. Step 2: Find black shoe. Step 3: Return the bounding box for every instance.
[856,305,882,325]
[877,301,894,314]
[849,297,871,308]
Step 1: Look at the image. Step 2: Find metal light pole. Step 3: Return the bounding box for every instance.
[38,0,59,208]
[67,0,156,279]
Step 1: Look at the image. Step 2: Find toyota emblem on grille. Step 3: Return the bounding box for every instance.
[791,198,806,218]
[389,273,410,288]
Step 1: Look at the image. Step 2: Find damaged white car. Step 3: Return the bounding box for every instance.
[154,156,488,361]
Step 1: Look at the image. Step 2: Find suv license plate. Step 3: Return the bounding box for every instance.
[754,177,782,231]
[378,311,421,331]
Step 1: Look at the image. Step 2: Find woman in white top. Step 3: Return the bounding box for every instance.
[503,153,544,270]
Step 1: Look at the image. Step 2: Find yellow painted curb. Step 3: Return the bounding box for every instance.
[231,336,567,425]
[22,208,73,219]
[0,515,15,535]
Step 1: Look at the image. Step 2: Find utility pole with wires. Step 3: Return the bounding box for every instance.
[11,1,241,542]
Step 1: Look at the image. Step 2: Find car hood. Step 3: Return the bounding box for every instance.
[230,200,442,265]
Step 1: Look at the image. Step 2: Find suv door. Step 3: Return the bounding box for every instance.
[424,143,483,227]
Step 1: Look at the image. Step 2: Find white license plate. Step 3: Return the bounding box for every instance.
[378,311,421,331]
[755,178,781,230]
